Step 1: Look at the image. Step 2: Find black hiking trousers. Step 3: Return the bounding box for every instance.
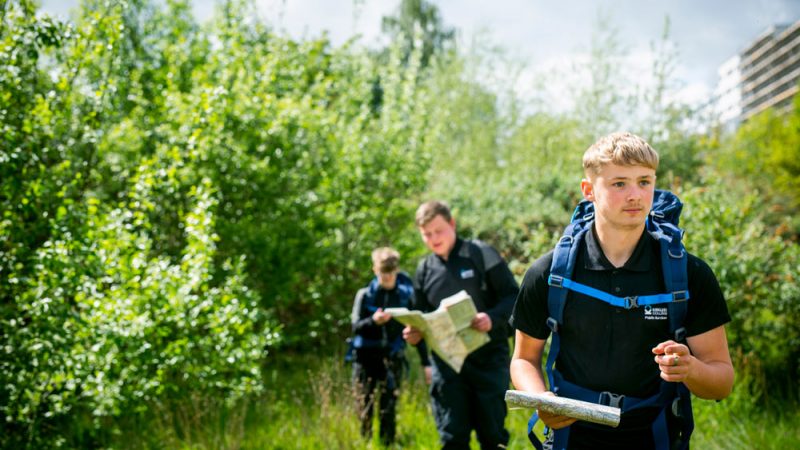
[353,349,405,445]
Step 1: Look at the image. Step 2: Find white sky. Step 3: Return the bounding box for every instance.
[41,0,800,110]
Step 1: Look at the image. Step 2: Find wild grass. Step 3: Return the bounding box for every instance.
[106,350,799,450]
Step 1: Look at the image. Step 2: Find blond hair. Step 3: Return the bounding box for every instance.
[371,247,400,273]
[415,200,452,227]
[582,132,659,176]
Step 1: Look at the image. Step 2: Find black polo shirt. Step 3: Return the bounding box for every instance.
[510,226,730,447]
[413,238,519,345]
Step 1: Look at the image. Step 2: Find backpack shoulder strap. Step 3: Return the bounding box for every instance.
[469,240,487,285]
[541,201,594,393]
[547,200,595,329]
[351,287,369,325]
[648,190,690,342]
[464,239,500,291]
[396,272,414,307]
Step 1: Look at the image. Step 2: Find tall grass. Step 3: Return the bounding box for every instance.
[106,350,799,449]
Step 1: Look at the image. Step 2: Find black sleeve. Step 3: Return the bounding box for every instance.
[482,246,520,329]
[416,339,431,366]
[509,250,554,339]
[685,254,731,337]
[351,288,378,334]
[412,258,434,313]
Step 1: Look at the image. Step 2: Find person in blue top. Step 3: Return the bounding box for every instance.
[351,247,431,445]
[509,132,734,450]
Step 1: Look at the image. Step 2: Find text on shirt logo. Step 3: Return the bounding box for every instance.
[643,305,668,320]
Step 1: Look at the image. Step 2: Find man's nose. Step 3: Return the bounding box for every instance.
[628,185,644,201]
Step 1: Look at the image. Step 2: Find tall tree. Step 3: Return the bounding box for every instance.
[381,0,455,67]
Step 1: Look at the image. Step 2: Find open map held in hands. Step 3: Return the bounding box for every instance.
[385,290,489,372]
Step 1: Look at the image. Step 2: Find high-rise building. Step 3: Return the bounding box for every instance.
[712,55,742,130]
[710,19,800,129]
[740,21,800,121]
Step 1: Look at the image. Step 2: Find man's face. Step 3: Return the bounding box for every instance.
[581,163,656,231]
[419,215,457,259]
[374,268,398,290]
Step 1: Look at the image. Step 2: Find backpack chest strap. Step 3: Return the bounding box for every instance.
[548,275,689,309]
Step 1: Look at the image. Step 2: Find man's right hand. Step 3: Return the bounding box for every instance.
[402,325,422,345]
[537,392,578,429]
[372,308,392,325]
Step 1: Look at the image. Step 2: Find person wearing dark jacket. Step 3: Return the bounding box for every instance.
[403,201,520,450]
[351,247,431,445]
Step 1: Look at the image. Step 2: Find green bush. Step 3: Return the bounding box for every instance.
[2,0,441,444]
[680,181,800,399]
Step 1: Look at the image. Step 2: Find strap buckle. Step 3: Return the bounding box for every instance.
[548,274,564,288]
[624,296,639,309]
[668,248,686,258]
[672,290,689,302]
[546,317,559,333]
[674,327,687,342]
[599,391,625,408]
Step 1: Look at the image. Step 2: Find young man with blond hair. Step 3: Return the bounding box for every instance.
[404,201,519,450]
[351,246,430,445]
[510,132,734,450]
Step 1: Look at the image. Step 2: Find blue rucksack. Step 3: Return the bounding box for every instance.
[345,273,415,363]
[529,189,694,450]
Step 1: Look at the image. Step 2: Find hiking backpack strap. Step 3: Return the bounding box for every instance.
[648,190,690,342]
[463,239,497,294]
[527,204,594,448]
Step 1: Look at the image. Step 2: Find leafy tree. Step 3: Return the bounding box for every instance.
[2,1,275,446]
[381,0,455,68]
[711,92,800,231]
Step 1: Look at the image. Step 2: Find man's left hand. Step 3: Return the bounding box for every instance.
[652,340,693,383]
[471,312,492,332]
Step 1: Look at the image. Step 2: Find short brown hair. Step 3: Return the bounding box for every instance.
[371,247,400,273]
[582,132,659,176]
[415,200,452,227]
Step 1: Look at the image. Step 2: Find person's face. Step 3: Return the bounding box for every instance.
[581,163,656,231]
[374,268,398,289]
[419,214,457,259]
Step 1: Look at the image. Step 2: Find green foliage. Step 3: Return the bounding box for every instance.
[3,0,440,444]
[103,352,800,450]
[710,93,800,228]
[3,176,269,447]
[1,4,274,434]
[421,14,706,271]
[680,181,800,397]
[4,0,800,446]
[381,0,456,68]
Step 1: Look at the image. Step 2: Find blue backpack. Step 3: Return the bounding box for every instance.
[345,273,414,363]
[529,190,694,450]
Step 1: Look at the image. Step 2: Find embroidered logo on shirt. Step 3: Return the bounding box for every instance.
[460,269,475,279]
[643,305,668,320]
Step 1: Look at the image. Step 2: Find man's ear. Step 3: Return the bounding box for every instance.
[580,178,594,201]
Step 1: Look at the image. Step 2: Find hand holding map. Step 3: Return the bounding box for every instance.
[505,390,621,427]
[387,290,489,372]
